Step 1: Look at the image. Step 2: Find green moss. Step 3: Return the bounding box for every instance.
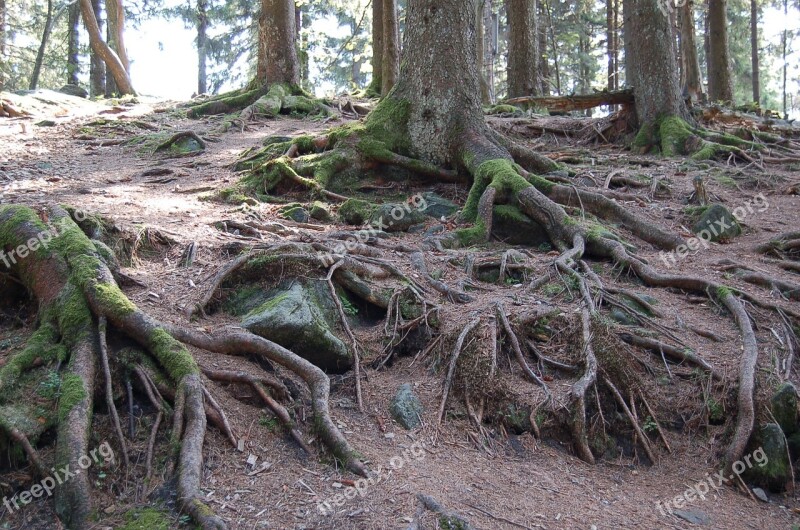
[462,159,532,220]
[54,283,94,344]
[148,328,198,381]
[455,221,487,247]
[716,286,734,300]
[58,373,87,421]
[485,104,519,114]
[363,97,411,154]
[632,122,654,149]
[339,198,375,225]
[657,116,693,157]
[245,292,291,318]
[0,322,60,391]
[117,507,172,530]
[493,204,529,224]
[94,282,136,317]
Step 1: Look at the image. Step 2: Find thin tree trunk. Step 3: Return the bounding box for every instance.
[104,0,128,72]
[477,0,490,103]
[89,0,106,96]
[623,0,688,127]
[782,0,788,118]
[707,0,733,102]
[483,0,496,102]
[679,0,704,103]
[29,0,54,90]
[257,0,268,83]
[0,0,5,91]
[613,0,620,87]
[750,0,760,105]
[607,0,615,92]
[263,0,300,86]
[507,0,539,98]
[79,0,135,95]
[197,0,208,95]
[538,0,550,95]
[543,0,560,94]
[369,0,383,94]
[382,0,399,95]
[67,1,81,85]
[104,21,117,96]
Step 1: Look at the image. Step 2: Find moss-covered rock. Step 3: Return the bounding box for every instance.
[279,203,310,223]
[241,280,352,373]
[370,203,426,232]
[309,201,333,222]
[390,383,423,430]
[691,203,741,242]
[770,383,799,435]
[420,192,458,219]
[743,423,791,492]
[338,199,376,226]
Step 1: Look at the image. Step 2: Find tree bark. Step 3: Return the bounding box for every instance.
[197,0,208,95]
[483,0,496,102]
[750,0,760,105]
[623,0,688,128]
[67,0,81,85]
[257,0,268,83]
[79,0,135,95]
[507,0,539,98]
[707,0,733,103]
[381,0,399,95]
[678,0,704,103]
[782,0,788,119]
[104,0,129,72]
[369,0,384,94]
[29,0,54,90]
[89,0,105,97]
[538,0,550,95]
[263,0,300,86]
[0,0,5,91]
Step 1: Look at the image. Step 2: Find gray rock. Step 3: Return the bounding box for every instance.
[752,487,769,502]
[58,84,88,98]
[692,204,741,242]
[338,198,375,225]
[370,203,426,232]
[280,204,310,223]
[743,423,791,492]
[673,509,710,525]
[610,307,639,326]
[770,382,798,435]
[419,192,458,219]
[242,281,352,373]
[309,201,333,222]
[390,383,423,429]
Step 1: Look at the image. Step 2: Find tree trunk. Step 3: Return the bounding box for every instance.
[67,0,81,85]
[368,0,384,95]
[606,0,615,92]
[538,0,550,95]
[707,0,733,103]
[543,0,560,94]
[197,0,208,95]
[257,0,268,83]
[782,0,787,119]
[263,0,299,86]
[678,0,704,103]
[477,1,490,103]
[89,0,105,97]
[750,0,760,105]
[79,0,135,95]
[381,0,399,95]
[104,0,129,72]
[483,0,496,102]
[507,0,539,98]
[104,21,117,96]
[0,0,5,91]
[623,0,688,128]
[29,0,54,90]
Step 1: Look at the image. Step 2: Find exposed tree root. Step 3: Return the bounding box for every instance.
[0,205,370,528]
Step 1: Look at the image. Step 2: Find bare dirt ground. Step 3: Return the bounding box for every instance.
[1,93,799,529]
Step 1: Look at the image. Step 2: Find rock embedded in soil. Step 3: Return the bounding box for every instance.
[419,192,458,219]
[770,382,799,435]
[370,203,426,232]
[390,383,423,429]
[241,281,352,373]
[743,423,791,492]
[691,203,741,242]
[309,201,333,222]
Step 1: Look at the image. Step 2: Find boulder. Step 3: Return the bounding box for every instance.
[390,383,423,429]
[279,203,310,223]
[309,201,333,222]
[770,382,799,435]
[692,204,741,242]
[338,198,375,226]
[419,192,458,219]
[58,84,88,98]
[241,281,352,373]
[370,203,426,232]
[742,423,791,492]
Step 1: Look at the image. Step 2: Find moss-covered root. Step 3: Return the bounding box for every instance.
[238,84,333,124]
[238,155,350,202]
[186,87,268,118]
[634,116,761,164]
[0,204,226,530]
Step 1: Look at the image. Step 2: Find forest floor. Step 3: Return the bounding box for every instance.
[1,91,799,529]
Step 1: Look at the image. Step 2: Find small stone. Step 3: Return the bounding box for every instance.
[752,487,769,502]
[419,192,458,219]
[390,383,423,430]
[691,203,741,242]
[246,454,258,467]
[384,432,395,439]
[673,509,710,525]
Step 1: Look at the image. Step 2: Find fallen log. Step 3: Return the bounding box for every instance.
[504,89,635,112]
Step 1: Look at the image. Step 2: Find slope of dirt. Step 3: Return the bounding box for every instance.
[1,93,799,529]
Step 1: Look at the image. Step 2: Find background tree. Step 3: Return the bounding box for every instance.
[751,0,761,103]
[507,0,540,98]
[29,0,55,90]
[381,0,399,95]
[679,0,705,103]
[67,0,81,85]
[708,0,734,101]
[79,0,135,94]
[89,0,106,96]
